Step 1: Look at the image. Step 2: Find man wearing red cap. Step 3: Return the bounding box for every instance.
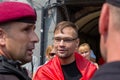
[91,0,120,80]
[0,1,39,80]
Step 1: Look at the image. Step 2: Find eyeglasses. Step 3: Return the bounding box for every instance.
[53,37,78,43]
[49,53,55,56]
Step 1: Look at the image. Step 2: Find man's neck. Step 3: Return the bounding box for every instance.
[60,55,75,65]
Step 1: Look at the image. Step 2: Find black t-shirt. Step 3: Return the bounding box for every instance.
[91,61,120,80]
[61,61,82,80]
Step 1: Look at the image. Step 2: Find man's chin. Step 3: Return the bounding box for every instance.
[58,54,70,59]
[22,58,32,64]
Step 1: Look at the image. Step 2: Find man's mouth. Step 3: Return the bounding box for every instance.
[58,49,66,53]
[27,48,34,55]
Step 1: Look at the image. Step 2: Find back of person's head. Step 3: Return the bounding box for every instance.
[106,0,120,31]
[100,0,120,33]
[54,21,78,38]
[98,0,120,62]
[0,1,36,27]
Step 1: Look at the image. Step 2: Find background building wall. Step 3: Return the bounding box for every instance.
[32,0,58,64]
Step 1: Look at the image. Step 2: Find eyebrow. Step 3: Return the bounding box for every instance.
[27,24,36,29]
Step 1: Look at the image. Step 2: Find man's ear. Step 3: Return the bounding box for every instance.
[0,28,6,46]
[99,3,109,35]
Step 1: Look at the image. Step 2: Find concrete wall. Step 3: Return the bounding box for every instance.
[32,0,58,64]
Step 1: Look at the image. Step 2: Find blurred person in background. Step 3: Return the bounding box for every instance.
[78,43,99,69]
[45,45,56,63]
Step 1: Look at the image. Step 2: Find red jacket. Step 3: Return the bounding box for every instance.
[33,52,97,80]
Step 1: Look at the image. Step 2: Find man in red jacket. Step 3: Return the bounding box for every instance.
[33,21,97,80]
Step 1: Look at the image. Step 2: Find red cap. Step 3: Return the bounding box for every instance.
[0,2,36,24]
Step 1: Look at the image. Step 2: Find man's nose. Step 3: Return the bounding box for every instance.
[59,40,64,45]
[31,32,39,43]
